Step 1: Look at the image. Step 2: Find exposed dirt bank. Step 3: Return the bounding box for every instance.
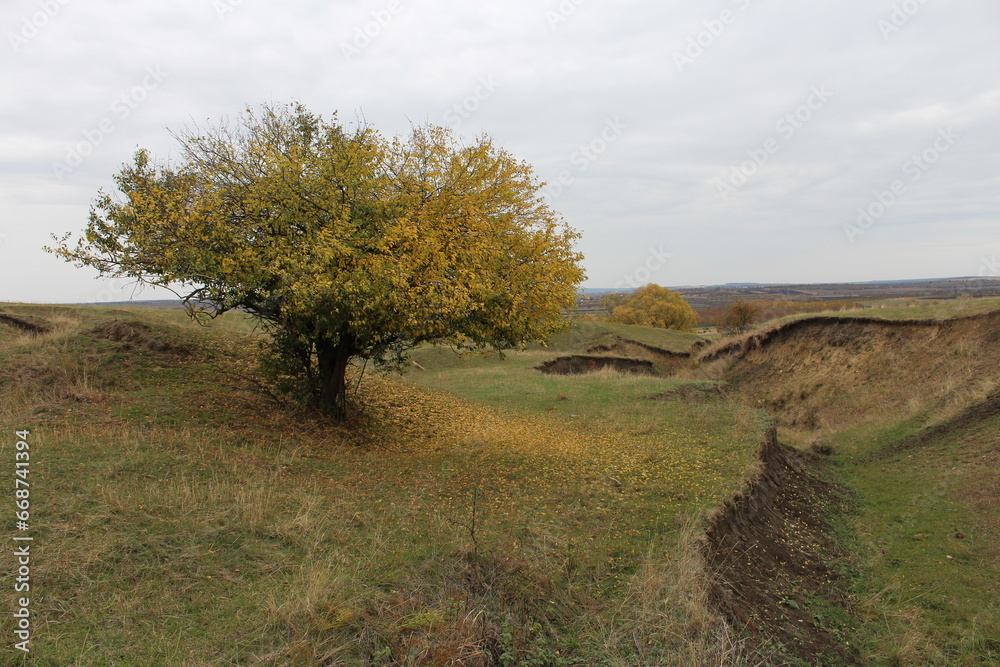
[0,311,52,334]
[698,310,1000,663]
[536,335,694,377]
[703,428,858,665]
[535,354,659,376]
[697,311,1000,364]
[586,335,691,373]
[90,320,189,355]
[698,310,1000,431]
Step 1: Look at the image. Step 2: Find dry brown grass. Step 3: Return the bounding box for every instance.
[593,518,769,666]
[691,310,1000,435]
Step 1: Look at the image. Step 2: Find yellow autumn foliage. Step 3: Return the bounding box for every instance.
[48,103,585,418]
[603,284,697,331]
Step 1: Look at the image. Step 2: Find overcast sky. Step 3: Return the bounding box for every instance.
[1,0,998,303]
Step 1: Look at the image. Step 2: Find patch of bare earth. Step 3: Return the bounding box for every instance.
[90,320,189,355]
[586,335,691,373]
[0,311,52,334]
[535,354,660,376]
[703,428,858,665]
[535,335,694,377]
[701,311,1000,432]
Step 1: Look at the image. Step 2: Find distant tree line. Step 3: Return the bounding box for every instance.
[697,299,863,330]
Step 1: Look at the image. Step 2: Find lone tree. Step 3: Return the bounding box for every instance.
[721,299,758,335]
[48,103,585,419]
[602,283,697,331]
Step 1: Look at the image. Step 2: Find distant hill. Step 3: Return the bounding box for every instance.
[73,299,186,309]
[582,276,1000,309]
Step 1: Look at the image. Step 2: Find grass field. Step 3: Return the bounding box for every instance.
[4,298,997,665]
[823,415,1000,665]
[0,305,766,665]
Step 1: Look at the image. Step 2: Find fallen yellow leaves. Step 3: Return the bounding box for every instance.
[356,373,742,508]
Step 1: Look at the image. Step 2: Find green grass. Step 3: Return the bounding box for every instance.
[406,319,702,372]
[5,299,994,664]
[815,414,1000,665]
[0,306,765,666]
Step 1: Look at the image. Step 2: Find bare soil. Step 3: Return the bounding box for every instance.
[700,311,1000,432]
[703,429,859,665]
[585,335,690,373]
[0,311,52,334]
[536,335,692,377]
[535,354,660,376]
[89,320,189,355]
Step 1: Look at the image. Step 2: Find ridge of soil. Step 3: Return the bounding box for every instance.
[702,428,858,665]
[699,309,1000,432]
[536,335,694,377]
[0,311,52,334]
[534,354,659,376]
[697,310,1000,364]
[586,335,691,373]
[586,335,691,359]
[89,320,189,355]
[876,390,1000,460]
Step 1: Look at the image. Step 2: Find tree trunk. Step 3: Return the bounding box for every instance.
[315,335,355,420]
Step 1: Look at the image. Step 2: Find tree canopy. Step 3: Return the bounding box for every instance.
[48,103,585,418]
[601,284,697,331]
[720,299,758,335]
